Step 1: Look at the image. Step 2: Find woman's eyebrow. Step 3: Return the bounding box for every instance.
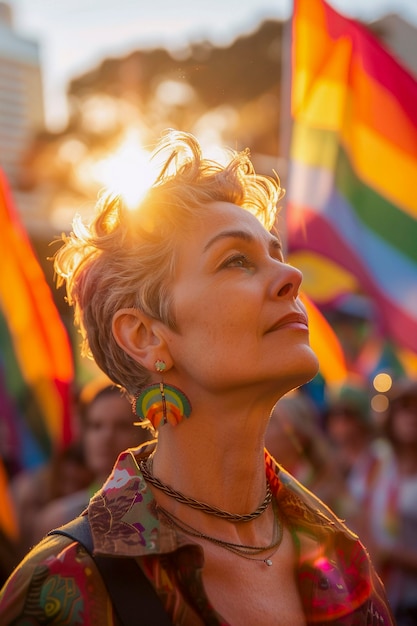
[269,236,282,251]
[203,230,254,253]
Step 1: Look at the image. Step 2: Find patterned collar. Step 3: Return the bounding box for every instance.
[88,441,351,557]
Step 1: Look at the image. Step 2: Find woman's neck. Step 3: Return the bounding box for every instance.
[151,406,270,516]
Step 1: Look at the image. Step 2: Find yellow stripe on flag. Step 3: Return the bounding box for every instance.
[300,291,347,384]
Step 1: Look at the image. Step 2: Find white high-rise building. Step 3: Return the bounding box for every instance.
[0,2,45,230]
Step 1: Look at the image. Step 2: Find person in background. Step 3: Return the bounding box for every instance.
[324,378,389,509]
[9,438,93,557]
[0,130,394,624]
[364,378,417,625]
[33,380,152,541]
[266,390,359,524]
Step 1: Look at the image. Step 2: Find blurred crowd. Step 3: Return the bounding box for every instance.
[0,377,152,584]
[1,374,417,624]
[267,376,417,625]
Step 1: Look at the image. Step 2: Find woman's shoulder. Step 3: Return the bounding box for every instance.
[268,459,396,624]
[267,452,358,538]
[0,534,113,625]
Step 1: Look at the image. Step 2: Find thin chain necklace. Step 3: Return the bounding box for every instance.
[139,457,273,522]
[155,500,283,566]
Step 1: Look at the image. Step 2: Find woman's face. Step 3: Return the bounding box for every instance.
[163,202,319,398]
[83,393,149,481]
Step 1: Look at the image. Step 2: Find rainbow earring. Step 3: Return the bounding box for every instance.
[133,360,192,429]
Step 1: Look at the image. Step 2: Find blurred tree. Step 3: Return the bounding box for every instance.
[19,19,283,194]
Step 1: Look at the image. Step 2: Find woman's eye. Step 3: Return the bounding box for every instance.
[222,254,252,269]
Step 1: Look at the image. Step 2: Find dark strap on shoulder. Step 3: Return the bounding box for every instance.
[48,515,172,626]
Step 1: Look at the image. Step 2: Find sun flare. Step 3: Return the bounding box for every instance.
[91,130,157,209]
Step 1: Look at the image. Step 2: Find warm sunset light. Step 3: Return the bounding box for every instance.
[89,129,157,209]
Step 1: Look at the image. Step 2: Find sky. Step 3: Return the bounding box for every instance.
[6,0,417,130]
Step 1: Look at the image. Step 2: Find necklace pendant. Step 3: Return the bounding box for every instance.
[265,558,273,566]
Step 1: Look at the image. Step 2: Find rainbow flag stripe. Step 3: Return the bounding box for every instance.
[287,0,417,353]
[0,169,74,468]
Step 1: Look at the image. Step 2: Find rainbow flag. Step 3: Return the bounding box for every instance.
[287,0,417,354]
[0,169,74,471]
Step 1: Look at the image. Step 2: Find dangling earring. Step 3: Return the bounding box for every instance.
[133,360,192,429]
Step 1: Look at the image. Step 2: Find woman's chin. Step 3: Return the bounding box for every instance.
[285,348,320,390]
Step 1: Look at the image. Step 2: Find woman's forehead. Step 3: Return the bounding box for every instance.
[191,201,274,243]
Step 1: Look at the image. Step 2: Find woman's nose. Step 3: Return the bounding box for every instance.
[272,263,303,299]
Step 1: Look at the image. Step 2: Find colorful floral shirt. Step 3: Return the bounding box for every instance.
[0,442,395,625]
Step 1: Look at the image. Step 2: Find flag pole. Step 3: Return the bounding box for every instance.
[278,0,293,255]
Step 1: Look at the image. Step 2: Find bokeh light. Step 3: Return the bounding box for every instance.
[373,372,392,393]
[81,129,157,209]
[371,393,389,413]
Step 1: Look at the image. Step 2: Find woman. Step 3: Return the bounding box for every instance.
[0,130,394,625]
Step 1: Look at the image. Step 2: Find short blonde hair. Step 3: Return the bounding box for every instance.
[54,130,283,397]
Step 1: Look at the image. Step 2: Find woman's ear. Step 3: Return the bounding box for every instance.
[112,308,169,371]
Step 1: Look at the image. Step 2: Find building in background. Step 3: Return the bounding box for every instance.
[0,2,46,233]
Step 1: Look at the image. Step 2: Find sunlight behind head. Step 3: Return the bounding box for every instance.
[90,129,158,210]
